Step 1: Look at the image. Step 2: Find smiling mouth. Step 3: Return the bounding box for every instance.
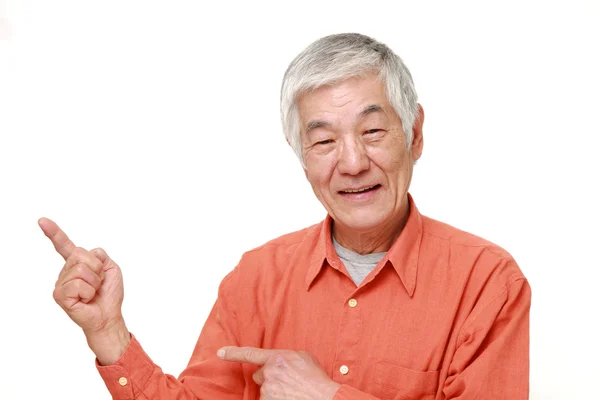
[339,184,381,194]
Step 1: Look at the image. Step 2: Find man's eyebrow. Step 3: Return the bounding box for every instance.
[305,120,331,135]
[305,105,385,135]
[359,104,386,118]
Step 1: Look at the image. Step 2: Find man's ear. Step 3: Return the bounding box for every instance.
[411,104,425,162]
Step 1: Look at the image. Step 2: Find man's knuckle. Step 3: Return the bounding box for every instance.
[52,287,61,303]
[57,240,74,253]
[73,263,85,273]
[274,354,286,367]
[65,248,79,264]
[242,348,255,361]
[89,258,102,272]
[56,269,65,283]
[91,247,106,259]
[72,279,85,291]
[74,264,91,277]
[71,247,85,257]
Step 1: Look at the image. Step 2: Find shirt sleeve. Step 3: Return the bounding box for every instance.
[443,274,531,399]
[96,268,245,400]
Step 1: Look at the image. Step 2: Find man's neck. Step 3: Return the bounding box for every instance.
[332,200,410,255]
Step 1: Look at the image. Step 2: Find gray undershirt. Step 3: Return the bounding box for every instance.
[332,236,387,286]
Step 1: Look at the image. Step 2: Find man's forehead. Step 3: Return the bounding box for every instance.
[300,99,390,123]
[298,76,389,116]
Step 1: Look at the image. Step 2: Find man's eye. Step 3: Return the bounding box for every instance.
[316,139,333,145]
[365,129,382,134]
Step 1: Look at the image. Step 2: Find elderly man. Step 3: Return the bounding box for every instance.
[40,33,530,399]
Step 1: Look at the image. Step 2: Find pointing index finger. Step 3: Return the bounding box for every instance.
[217,346,275,365]
[38,217,76,260]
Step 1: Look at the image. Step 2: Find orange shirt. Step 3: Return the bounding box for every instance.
[97,194,530,399]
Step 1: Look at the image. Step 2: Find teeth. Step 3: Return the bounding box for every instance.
[343,185,376,193]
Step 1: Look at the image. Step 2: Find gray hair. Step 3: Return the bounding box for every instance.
[280,33,419,168]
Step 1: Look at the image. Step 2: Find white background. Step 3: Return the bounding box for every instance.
[1,1,599,399]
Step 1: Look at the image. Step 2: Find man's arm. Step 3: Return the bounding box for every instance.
[96,269,246,400]
[443,275,531,399]
[41,217,247,399]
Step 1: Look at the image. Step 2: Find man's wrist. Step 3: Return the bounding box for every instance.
[85,319,131,366]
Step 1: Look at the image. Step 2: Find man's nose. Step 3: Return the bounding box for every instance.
[337,136,369,175]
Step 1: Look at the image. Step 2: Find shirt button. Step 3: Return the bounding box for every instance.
[348,299,358,308]
[339,365,349,375]
[118,377,128,386]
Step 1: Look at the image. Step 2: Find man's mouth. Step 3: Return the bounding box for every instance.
[339,184,381,194]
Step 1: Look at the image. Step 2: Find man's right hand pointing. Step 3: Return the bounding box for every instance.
[39,217,131,365]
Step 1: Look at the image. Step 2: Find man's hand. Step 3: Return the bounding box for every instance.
[218,346,341,400]
[39,218,130,365]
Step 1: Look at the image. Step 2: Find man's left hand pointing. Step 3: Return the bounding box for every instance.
[218,346,341,400]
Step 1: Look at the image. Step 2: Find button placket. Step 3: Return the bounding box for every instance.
[332,291,363,385]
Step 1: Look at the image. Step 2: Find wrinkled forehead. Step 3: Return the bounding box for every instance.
[297,74,394,127]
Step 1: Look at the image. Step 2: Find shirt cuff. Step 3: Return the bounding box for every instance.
[333,384,380,400]
[96,334,155,400]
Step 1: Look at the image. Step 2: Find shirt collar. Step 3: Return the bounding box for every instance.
[304,193,423,297]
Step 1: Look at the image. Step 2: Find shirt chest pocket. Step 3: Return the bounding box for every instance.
[372,361,439,400]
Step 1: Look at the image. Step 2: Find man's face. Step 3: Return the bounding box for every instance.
[298,74,423,233]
